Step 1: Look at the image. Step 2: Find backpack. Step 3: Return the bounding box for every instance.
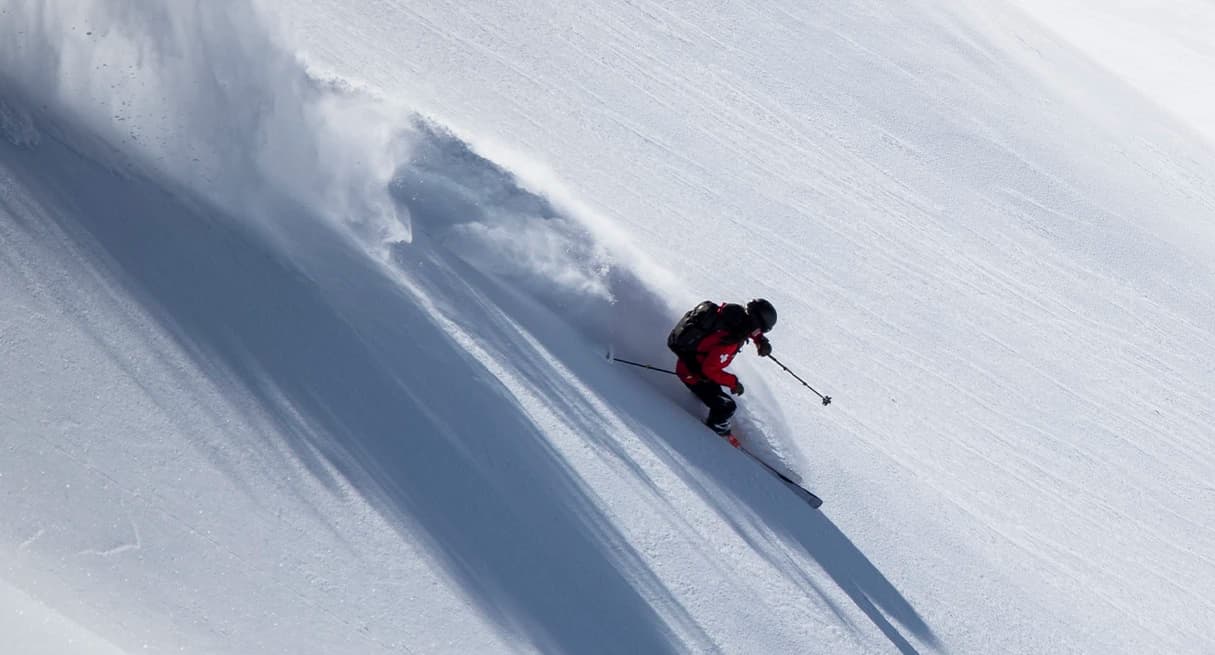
[667,301,750,356]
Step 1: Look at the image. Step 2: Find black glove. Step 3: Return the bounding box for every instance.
[731,381,745,396]
[756,338,772,357]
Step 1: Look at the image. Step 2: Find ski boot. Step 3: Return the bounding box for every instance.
[706,418,741,448]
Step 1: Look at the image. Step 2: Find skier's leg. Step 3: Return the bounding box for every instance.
[705,393,737,435]
[686,381,736,435]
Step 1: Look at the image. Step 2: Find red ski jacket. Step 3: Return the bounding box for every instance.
[676,330,766,388]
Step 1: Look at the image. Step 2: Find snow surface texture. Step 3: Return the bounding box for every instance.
[2,0,1213,653]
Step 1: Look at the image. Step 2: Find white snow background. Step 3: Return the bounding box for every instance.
[1,0,1213,653]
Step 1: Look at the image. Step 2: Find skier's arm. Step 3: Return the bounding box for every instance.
[698,342,739,388]
[678,353,702,377]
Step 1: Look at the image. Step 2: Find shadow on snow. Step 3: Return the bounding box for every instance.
[390,122,942,654]
[1,100,939,653]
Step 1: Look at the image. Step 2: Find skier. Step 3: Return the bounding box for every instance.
[667,298,777,447]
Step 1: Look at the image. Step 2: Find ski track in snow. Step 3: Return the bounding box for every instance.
[2,0,1214,653]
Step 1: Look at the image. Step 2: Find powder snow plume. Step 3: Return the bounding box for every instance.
[0,0,411,247]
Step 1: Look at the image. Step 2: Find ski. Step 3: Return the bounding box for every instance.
[739,447,823,509]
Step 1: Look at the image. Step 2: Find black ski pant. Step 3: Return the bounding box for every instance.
[684,379,736,433]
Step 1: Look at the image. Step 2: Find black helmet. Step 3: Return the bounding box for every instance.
[746,298,777,333]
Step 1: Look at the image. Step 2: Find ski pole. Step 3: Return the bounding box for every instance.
[767,354,832,405]
[610,357,678,376]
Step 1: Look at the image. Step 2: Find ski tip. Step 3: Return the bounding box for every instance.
[793,487,824,509]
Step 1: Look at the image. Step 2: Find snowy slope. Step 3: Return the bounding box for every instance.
[2,1,1214,654]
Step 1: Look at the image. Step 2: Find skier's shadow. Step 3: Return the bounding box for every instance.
[783,514,937,655]
[653,421,940,655]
